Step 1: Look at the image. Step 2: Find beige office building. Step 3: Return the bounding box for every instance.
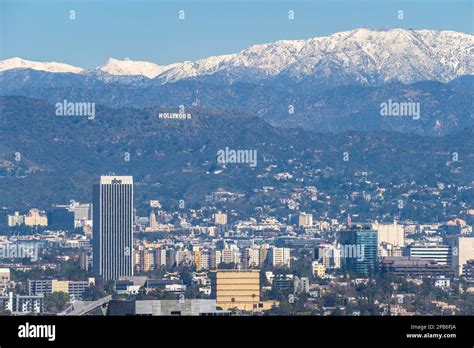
[7,212,24,227]
[372,221,404,247]
[24,209,48,227]
[209,269,275,312]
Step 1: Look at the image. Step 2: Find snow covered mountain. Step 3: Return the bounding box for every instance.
[97,58,178,78]
[1,29,472,86]
[153,28,473,85]
[0,57,84,74]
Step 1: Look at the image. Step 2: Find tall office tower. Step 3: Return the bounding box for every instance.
[445,236,474,276]
[210,249,222,269]
[268,247,291,268]
[340,227,378,277]
[194,249,203,270]
[221,247,240,265]
[136,248,154,272]
[154,248,167,268]
[242,247,260,268]
[93,176,134,281]
[194,251,210,271]
[80,250,93,271]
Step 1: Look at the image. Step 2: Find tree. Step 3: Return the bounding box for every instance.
[45,292,69,313]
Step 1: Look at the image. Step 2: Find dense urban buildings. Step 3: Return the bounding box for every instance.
[1,174,474,317]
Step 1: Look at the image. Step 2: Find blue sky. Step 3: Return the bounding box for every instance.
[1,0,472,68]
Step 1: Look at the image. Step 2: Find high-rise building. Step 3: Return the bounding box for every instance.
[93,176,134,281]
[135,247,154,272]
[210,249,221,269]
[221,247,240,265]
[242,247,260,268]
[68,202,93,221]
[409,244,451,265]
[194,249,203,270]
[372,221,405,247]
[340,227,378,277]
[445,236,474,276]
[268,247,291,268]
[194,251,210,271]
[80,250,93,271]
[166,249,176,268]
[47,207,75,231]
[148,211,159,231]
[175,250,189,266]
[154,248,167,268]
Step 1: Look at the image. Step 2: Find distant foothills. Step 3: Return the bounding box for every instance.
[0,95,473,220]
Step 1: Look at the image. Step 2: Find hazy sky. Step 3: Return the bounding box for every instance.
[1,0,472,68]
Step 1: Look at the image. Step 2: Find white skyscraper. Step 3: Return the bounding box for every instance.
[93,176,134,281]
[445,236,474,276]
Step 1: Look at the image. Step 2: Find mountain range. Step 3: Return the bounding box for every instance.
[1,28,473,136]
[2,28,473,84]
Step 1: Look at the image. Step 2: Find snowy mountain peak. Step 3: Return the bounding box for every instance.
[1,28,472,85]
[97,58,177,79]
[0,57,84,74]
[150,28,473,85]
